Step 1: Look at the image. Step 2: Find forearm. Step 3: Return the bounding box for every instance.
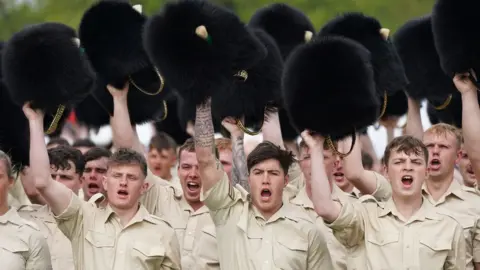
[405,97,423,140]
[28,120,51,189]
[231,135,249,191]
[110,97,137,151]
[462,91,480,169]
[262,111,285,149]
[195,100,222,192]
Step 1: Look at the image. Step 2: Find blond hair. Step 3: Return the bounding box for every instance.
[215,138,232,152]
[425,123,462,149]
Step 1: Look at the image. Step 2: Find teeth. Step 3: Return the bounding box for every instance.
[187,183,199,187]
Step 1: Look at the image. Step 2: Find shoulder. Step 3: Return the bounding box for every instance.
[145,214,175,231]
[358,195,385,210]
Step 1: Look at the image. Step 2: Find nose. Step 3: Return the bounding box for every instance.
[403,161,413,171]
[261,172,270,185]
[119,176,128,186]
[431,145,440,155]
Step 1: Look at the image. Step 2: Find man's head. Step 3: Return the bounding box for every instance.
[147,132,177,179]
[48,146,85,195]
[47,137,70,150]
[177,138,219,206]
[423,123,462,181]
[247,142,294,218]
[82,147,111,200]
[383,136,429,199]
[299,139,337,186]
[104,148,148,210]
[216,138,232,180]
[72,138,96,155]
[0,151,14,207]
[458,140,476,187]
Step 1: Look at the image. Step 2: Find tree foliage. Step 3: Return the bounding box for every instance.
[0,0,435,41]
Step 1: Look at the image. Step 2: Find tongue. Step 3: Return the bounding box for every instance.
[188,185,199,191]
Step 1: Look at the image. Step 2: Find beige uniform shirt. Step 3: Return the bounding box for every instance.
[0,207,52,270]
[327,196,466,270]
[17,204,74,270]
[55,192,181,270]
[201,172,333,269]
[141,170,214,269]
[423,180,480,269]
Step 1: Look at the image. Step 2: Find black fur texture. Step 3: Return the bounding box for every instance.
[380,90,408,120]
[2,23,95,112]
[393,16,456,102]
[143,0,267,106]
[80,1,168,124]
[432,0,480,77]
[279,109,299,141]
[426,102,440,125]
[319,12,408,97]
[153,96,191,146]
[249,3,315,60]
[282,36,379,140]
[211,28,283,128]
[176,93,223,134]
[74,92,111,129]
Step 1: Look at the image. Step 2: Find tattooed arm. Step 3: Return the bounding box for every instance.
[222,118,249,191]
[195,99,224,192]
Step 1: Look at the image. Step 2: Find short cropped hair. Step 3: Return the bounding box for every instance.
[247,141,294,175]
[47,137,70,147]
[48,146,85,175]
[0,150,13,179]
[299,138,337,153]
[149,132,177,152]
[178,138,219,162]
[424,123,462,149]
[84,147,112,163]
[72,138,96,148]
[383,135,428,165]
[108,148,147,177]
[215,138,232,152]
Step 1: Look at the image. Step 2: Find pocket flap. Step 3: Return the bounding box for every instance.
[367,232,399,246]
[0,240,28,253]
[85,231,115,248]
[420,237,451,251]
[133,243,165,257]
[277,236,308,252]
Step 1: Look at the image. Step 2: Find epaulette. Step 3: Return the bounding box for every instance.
[18,217,41,232]
[359,194,384,208]
[146,214,173,228]
[87,193,106,206]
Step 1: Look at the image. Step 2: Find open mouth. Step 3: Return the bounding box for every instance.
[260,188,271,201]
[117,190,129,197]
[401,175,413,188]
[333,172,344,181]
[467,167,476,176]
[430,159,441,170]
[88,183,100,194]
[186,182,200,192]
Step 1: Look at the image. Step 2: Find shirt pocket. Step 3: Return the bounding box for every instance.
[419,235,451,269]
[273,236,308,270]
[366,231,399,269]
[0,240,29,269]
[85,230,115,267]
[131,242,165,270]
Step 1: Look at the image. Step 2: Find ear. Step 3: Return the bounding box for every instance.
[455,149,463,165]
[284,174,290,187]
[140,182,149,195]
[102,175,108,192]
[7,177,14,189]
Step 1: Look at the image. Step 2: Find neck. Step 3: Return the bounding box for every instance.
[391,194,423,220]
[0,201,9,216]
[110,203,140,227]
[162,172,173,181]
[426,174,454,201]
[258,203,282,221]
[189,201,204,212]
[341,184,354,194]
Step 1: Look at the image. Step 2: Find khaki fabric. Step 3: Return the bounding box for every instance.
[0,207,52,270]
[201,172,333,270]
[327,196,466,270]
[9,173,31,206]
[18,205,74,270]
[8,192,22,208]
[423,180,480,269]
[54,192,181,270]
[282,161,305,201]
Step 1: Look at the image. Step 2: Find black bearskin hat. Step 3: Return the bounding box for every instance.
[282,36,379,140]
[143,0,267,106]
[380,90,408,120]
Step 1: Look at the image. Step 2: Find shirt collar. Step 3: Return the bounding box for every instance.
[178,196,209,215]
[102,204,158,226]
[0,207,24,226]
[422,178,465,201]
[378,198,440,223]
[290,187,314,209]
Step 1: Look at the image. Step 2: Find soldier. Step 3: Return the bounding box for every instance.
[81,147,111,204]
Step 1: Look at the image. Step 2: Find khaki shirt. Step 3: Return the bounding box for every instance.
[141,170,214,269]
[54,192,181,270]
[201,172,333,269]
[0,207,52,270]
[423,180,480,269]
[328,196,466,270]
[18,204,74,270]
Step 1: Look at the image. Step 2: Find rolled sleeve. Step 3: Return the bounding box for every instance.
[326,200,365,248]
[447,223,467,270]
[371,172,392,202]
[473,218,480,263]
[26,230,52,270]
[54,192,84,240]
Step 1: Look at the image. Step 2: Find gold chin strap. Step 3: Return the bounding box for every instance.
[128,67,165,96]
[433,94,452,110]
[378,91,388,119]
[325,130,356,158]
[157,100,168,121]
[234,70,248,82]
[45,105,66,135]
[232,69,260,134]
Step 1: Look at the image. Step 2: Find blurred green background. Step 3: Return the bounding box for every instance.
[0,0,435,41]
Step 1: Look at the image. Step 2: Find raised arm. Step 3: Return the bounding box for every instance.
[404,96,424,140]
[221,117,249,191]
[23,103,72,216]
[195,99,224,192]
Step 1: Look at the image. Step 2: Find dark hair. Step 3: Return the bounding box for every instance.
[361,151,374,170]
[178,138,219,161]
[48,146,85,175]
[149,132,177,152]
[84,147,112,163]
[247,141,294,175]
[72,138,96,148]
[108,148,147,177]
[47,137,70,147]
[299,139,337,153]
[383,135,428,165]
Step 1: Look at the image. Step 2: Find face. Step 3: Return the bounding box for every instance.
[423,132,460,180]
[299,146,336,185]
[76,147,92,155]
[103,164,147,210]
[82,157,109,200]
[219,149,233,181]
[178,151,201,204]
[248,159,287,217]
[332,157,354,192]
[147,148,176,179]
[385,150,428,198]
[458,146,476,187]
[51,161,82,195]
[0,161,13,207]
